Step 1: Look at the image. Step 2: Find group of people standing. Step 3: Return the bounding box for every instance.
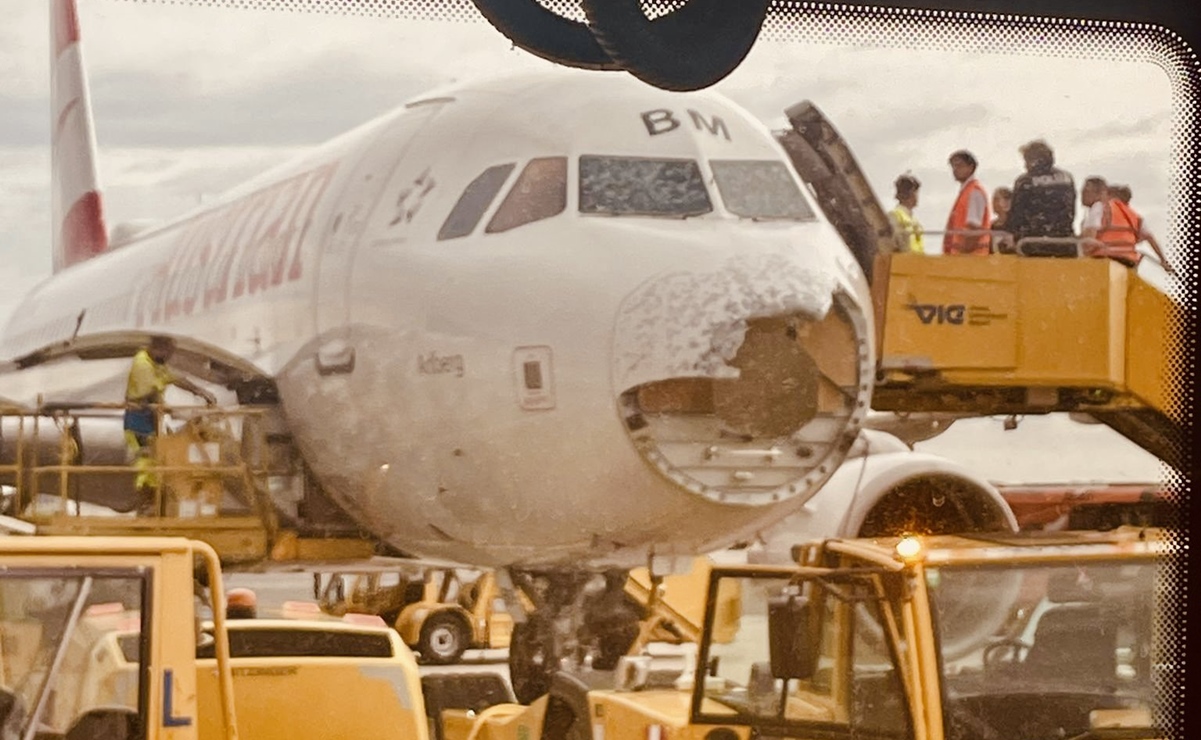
[887,139,1175,274]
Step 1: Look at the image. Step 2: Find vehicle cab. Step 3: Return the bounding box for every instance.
[193,617,426,740]
[692,528,1168,740]
[441,531,1168,740]
[0,537,235,740]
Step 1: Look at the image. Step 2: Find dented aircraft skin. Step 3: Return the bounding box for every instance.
[4,3,878,569]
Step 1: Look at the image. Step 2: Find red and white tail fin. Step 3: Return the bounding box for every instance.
[51,0,108,272]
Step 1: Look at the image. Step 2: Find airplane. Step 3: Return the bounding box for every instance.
[0,0,1017,700]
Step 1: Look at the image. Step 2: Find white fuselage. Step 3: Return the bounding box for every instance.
[2,71,874,569]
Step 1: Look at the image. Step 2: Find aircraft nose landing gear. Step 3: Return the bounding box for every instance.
[507,569,643,704]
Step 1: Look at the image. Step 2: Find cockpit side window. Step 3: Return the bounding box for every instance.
[579,155,712,217]
[485,157,568,234]
[710,160,818,221]
[437,163,515,240]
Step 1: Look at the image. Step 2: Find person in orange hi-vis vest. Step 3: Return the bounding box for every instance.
[943,150,992,255]
[1079,177,1175,274]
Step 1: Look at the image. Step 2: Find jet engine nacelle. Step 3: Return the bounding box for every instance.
[751,429,1018,560]
[836,432,1019,540]
[750,429,1021,659]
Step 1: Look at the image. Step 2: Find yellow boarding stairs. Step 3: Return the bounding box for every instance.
[871,246,1183,469]
[776,100,1185,472]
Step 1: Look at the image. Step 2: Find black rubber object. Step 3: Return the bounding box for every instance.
[470,0,620,70]
[581,0,772,91]
[418,611,470,665]
[508,619,553,704]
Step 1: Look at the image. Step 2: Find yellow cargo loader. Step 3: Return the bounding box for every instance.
[441,528,1169,740]
[0,402,378,563]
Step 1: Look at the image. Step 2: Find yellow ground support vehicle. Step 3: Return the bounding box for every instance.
[315,565,515,664]
[0,536,427,740]
[444,528,1169,740]
[314,556,737,667]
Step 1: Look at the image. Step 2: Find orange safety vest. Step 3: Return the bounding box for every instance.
[943,179,992,255]
[1093,199,1142,266]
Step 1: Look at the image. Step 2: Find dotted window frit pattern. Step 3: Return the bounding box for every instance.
[108,1,1195,736]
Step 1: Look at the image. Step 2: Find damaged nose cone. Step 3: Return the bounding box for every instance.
[713,314,820,439]
[614,258,871,506]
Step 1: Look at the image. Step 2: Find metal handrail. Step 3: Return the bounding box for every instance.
[891,228,1009,255]
[899,230,1123,259]
[1,401,275,524]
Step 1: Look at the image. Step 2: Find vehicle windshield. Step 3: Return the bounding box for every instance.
[579,155,712,217]
[0,571,146,739]
[695,570,913,739]
[709,160,817,221]
[929,558,1161,740]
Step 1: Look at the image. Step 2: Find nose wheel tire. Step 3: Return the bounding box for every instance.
[509,619,554,704]
[419,613,469,665]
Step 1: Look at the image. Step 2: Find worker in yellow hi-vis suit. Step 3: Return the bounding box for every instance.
[124,336,216,514]
[888,174,925,254]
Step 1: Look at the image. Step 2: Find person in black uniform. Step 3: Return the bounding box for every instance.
[1004,140,1077,252]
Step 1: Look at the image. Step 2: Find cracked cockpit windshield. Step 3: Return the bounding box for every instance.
[579,155,713,217]
[710,160,818,221]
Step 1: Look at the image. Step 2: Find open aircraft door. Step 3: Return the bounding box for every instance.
[314,102,448,375]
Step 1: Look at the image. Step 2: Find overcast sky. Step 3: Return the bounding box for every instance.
[0,0,1177,481]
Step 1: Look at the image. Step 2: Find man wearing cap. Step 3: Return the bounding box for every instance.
[888,174,925,254]
[943,150,991,255]
[1004,140,1076,245]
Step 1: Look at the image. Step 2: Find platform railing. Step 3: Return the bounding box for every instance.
[0,399,278,533]
[904,229,1155,264]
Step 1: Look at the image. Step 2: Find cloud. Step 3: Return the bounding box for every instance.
[1066,114,1172,143]
[917,415,1164,483]
[0,93,50,148]
[87,61,413,147]
[0,1,1182,325]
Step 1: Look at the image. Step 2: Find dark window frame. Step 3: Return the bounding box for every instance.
[437,163,516,241]
[196,627,396,659]
[0,567,152,740]
[485,156,569,234]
